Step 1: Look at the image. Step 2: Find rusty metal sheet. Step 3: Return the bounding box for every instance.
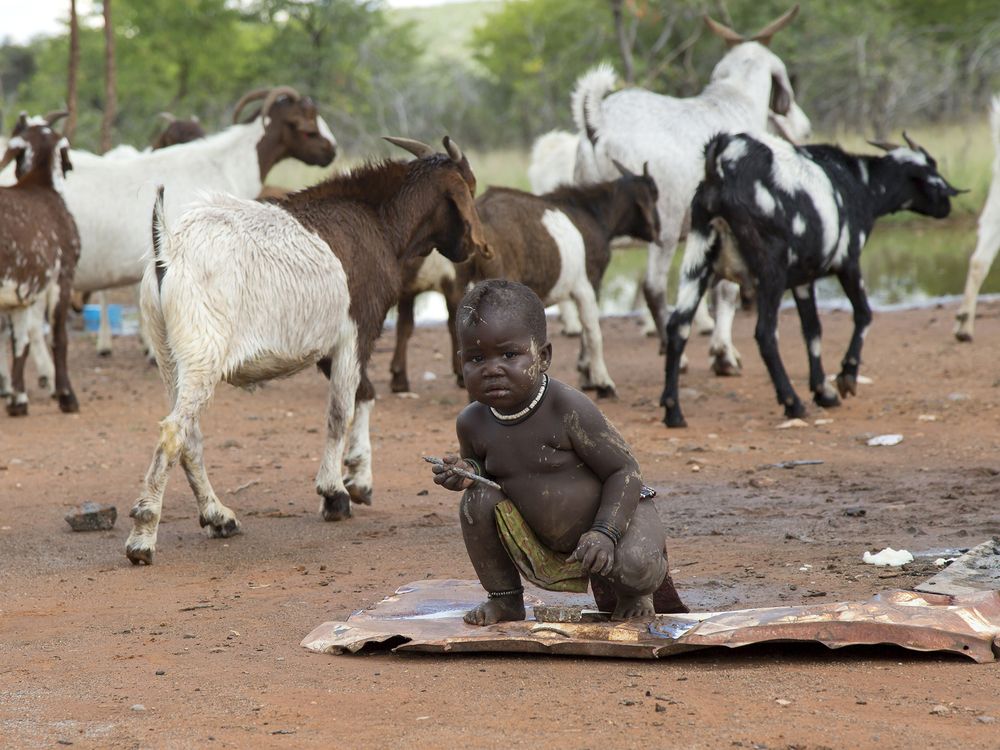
[916,537,1000,597]
[301,578,1000,663]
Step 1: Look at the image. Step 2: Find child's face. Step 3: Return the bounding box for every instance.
[459,312,551,413]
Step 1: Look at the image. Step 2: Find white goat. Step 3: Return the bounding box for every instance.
[955,94,1000,342]
[60,87,337,356]
[573,6,810,375]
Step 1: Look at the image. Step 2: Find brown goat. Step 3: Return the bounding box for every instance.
[389,162,660,397]
[150,112,206,150]
[125,136,486,564]
[0,112,80,416]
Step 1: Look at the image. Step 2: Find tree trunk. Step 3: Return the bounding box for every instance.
[66,0,80,140]
[611,0,635,84]
[100,0,117,154]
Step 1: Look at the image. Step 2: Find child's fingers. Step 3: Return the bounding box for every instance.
[599,552,614,576]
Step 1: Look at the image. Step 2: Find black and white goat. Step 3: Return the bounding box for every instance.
[125,137,484,565]
[661,132,960,427]
[0,112,80,416]
[440,162,661,398]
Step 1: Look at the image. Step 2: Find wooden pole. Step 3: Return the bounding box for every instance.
[100,0,117,153]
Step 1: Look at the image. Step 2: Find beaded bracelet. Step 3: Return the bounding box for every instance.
[590,521,623,546]
[487,586,524,599]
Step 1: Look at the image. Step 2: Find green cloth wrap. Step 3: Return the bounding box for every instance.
[494,499,589,593]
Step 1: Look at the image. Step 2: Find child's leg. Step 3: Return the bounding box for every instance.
[595,502,681,619]
[460,484,526,626]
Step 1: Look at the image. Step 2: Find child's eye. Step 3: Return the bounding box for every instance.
[504,351,518,359]
[470,354,484,363]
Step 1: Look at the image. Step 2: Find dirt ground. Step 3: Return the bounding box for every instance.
[2,299,1000,749]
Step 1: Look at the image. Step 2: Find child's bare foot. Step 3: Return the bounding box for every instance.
[612,594,655,620]
[464,595,526,626]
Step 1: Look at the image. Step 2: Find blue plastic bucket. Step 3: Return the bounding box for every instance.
[83,303,123,334]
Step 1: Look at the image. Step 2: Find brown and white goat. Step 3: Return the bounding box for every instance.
[437,162,660,398]
[0,112,80,416]
[125,136,485,565]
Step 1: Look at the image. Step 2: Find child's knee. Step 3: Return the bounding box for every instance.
[613,541,668,595]
[459,485,504,527]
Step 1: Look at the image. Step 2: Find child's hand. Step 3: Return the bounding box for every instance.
[568,531,615,576]
[431,453,475,491]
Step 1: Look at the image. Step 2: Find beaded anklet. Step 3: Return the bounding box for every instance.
[487,586,524,599]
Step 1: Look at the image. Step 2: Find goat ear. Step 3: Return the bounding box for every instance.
[0,146,17,174]
[704,15,744,48]
[770,78,791,116]
[611,158,636,178]
[384,136,436,159]
[751,4,800,47]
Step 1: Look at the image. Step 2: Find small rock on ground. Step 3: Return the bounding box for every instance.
[65,502,117,532]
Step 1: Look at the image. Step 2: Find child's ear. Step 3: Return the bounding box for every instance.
[539,341,553,372]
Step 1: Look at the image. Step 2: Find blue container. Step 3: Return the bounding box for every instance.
[83,303,123,334]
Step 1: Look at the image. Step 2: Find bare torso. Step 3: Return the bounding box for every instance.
[458,378,626,552]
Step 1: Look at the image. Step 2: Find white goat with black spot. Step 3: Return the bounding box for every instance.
[661,132,961,427]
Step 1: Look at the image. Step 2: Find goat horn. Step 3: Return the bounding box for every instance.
[902,131,921,151]
[867,139,901,152]
[611,158,636,178]
[703,15,745,48]
[750,4,800,46]
[260,86,302,120]
[384,136,436,159]
[232,87,270,124]
[443,135,464,163]
[44,110,69,127]
[157,112,177,123]
[643,161,650,178]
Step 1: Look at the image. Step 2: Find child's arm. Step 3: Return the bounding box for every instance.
[563,392,643,575]
[431,407,488,492]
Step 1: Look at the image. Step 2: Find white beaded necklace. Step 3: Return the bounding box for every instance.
[490,374,548,423]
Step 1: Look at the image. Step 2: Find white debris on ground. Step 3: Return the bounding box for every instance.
[867,434,904,446]
[863,547,914,567]
[776,418,810,429]
[934,557,958,567]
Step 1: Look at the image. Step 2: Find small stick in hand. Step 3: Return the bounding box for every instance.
[423,456,502,491]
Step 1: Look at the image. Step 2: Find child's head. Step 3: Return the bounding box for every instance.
[456,280,552,410]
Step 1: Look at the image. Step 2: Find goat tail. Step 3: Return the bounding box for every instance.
[572,63,617,146]
[151,184,168,291]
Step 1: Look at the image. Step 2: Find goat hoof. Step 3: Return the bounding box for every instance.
[389,377,411,394]
[595,385,617,399]
[835,373,857,398]
[97,349,112,358]
[813,388,840,409]
[347,483,373,506]
[6,401,28,417]
[125,543,154,566]
[321,492,352,521]
[58,393,80,413]
[202,516,241,538]
[711,359,741,377]
[664,407,687,428]
[560,328,582,338]
[954,331,973,343]
[784,401,807,419]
